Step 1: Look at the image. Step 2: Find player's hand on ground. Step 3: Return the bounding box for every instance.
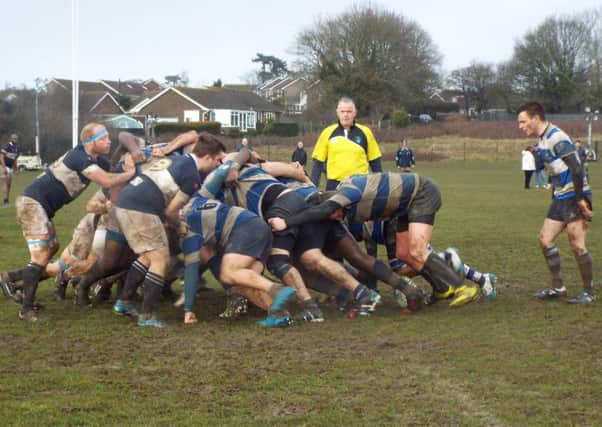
[268,217,287,231]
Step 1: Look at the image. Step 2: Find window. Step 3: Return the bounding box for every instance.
[184,110,200,122]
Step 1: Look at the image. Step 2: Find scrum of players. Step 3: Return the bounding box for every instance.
[0,123,497,327]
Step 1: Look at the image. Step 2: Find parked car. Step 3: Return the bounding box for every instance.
[418,114,433,123]
[16,154,45,171]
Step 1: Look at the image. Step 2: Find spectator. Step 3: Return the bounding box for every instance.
[291,141,307,166]
[532,144,549,189]
[521,146,535,189]
[395,139,415,172]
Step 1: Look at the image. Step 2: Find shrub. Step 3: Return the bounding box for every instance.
[266,122,299,137]
[155,121,221,135]
[225,127,241,138]
[391,109,410,128]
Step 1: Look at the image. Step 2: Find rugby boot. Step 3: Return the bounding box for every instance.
[347,288,382,317]
[449,285,480,307]
[257,314,292,328]
[53,273,68,301]
[0,273,15,298]
[138,314,167,328]
[19,309,39,322]
[534,287,567,300]
[396,277,424,312]
[269,287,296,314]
[567,291,595,304]
[297,299,325,322]
[481,273,497,301]
[113,299,139,317]
[219,293,249,319]
[73,283,91,306]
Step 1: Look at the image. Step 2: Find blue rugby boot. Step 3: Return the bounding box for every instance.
[113,299,139,318]
[257,314,292,328]
[270,287,296,314]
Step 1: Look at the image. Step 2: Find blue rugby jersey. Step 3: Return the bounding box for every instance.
[277,176,319,202]
[329,172,419,222]
[1,141,20,168]
[181,195,258,262]
[537,123,591,200]
[201,164,285,217]
[117,154,202,218]
[22,145,110,218]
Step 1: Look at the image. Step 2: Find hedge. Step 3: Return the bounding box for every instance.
[155,121,221,135]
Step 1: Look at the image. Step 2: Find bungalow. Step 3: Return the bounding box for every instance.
[129,86,282,132]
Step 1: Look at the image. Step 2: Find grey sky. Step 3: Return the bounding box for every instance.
[1,0,599,88]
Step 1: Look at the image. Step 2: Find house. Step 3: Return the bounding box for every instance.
[45,79,124,118]
[129,86,283,132]
[256,75,311,115]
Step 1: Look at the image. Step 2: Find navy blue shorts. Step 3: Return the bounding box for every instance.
[547,195,592,223]
[224,217,273,263]
[396,177,441,232]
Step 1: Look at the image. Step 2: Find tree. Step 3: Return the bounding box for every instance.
[294,5,441,117]
[212,78,223,87]
[164,71,190,87]
[508,15,591,112]
[117,95,133,110]
[448,61,497,116]
[252,53,288,83]
[582,8,602,109]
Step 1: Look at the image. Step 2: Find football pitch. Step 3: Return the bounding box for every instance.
[0,159,600,426]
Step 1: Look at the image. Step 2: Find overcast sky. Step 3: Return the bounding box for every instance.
[1,0,600,89]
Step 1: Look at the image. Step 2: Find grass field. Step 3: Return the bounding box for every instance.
[0,151,600,426]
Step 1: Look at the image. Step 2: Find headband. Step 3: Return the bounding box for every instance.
[83,129,108,144]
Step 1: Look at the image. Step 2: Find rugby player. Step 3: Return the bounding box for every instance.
[180,194,297,327]
[0,123,136,321]
[517,102,594,304]
[268,172,480,307]
[110,132,228,327]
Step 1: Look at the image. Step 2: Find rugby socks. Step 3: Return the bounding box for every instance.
[420,252,464,293]
[141,272,165,315]
[352,284,370,301]
[543,246,565,291]
[575,252,594,294]
[21,262,44,312]
[464,265,485,286]
[120,260,148,301]
[268,283,285,299]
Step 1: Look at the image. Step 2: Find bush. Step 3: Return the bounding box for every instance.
[391,109,410,128]
[225,127,241,138]
[266,122,299,137]
[155,121,221,135]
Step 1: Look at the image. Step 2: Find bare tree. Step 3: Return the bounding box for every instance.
[448,61,497,116]
[294,4,441,117]
[509,15,591,112]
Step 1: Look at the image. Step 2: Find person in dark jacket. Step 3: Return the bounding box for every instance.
[291,141,307,166]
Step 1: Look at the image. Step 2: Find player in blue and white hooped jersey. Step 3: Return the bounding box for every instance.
[201,161,383,320]
[180,195,296,326]
[0,123,136,321]
[268,172,481,308]
[518,102,595,304]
